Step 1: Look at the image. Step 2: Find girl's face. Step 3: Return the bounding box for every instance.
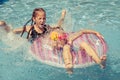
[33,11,46,26]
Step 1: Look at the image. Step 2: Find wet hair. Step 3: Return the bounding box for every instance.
[21,8,46,38]
[32,8,46,18]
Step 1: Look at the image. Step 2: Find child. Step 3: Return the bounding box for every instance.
[14,8,106,74]
[13,8,66,42]
[0,8,106,74]
[50,29,106,74]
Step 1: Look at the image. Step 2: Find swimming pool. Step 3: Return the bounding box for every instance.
[0,0,120,80]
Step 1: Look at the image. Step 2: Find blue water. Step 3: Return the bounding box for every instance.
[0,0,120,80]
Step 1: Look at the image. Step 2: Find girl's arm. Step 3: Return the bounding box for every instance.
[13,27,24,34]
[50,10,66,31]
[68,29,104,44]
[80,29,104,38]
[13,26,32,34]
[57,10,66,28]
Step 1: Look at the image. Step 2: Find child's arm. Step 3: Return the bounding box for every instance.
[57,9,66,28]
[81,29,104,38]
[68,29,104,44]
[13,26,31,34]
[49,10,66,31]
[13,27,24,34]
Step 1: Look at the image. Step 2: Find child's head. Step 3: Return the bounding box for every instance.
[50,31,68,46]
[50,31,68,41]
[32,8,46,26]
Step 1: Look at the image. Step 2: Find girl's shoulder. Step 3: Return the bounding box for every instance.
[26,25,32,32]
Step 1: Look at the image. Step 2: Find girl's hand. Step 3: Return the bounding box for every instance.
[61,9,66,18]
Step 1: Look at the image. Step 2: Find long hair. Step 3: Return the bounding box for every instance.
[21,8,46,38]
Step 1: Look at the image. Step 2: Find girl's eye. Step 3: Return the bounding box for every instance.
[39,18,45,20]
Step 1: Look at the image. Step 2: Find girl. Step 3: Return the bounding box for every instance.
[50,24,106,74]
[13,8,66,42]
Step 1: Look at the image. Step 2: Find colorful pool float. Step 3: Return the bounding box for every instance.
[31,33,107,68]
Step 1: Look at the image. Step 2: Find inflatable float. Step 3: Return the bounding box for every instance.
[31,33,107,68]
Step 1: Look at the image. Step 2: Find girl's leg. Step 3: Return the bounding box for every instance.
[63,44,73,74]
[80,42,106,68]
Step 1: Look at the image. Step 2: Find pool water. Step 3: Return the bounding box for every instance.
[0,0,120,80]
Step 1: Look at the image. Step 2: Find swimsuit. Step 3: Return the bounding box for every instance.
[29,24,50,42]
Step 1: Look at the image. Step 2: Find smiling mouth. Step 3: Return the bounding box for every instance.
[39,24,45,28]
